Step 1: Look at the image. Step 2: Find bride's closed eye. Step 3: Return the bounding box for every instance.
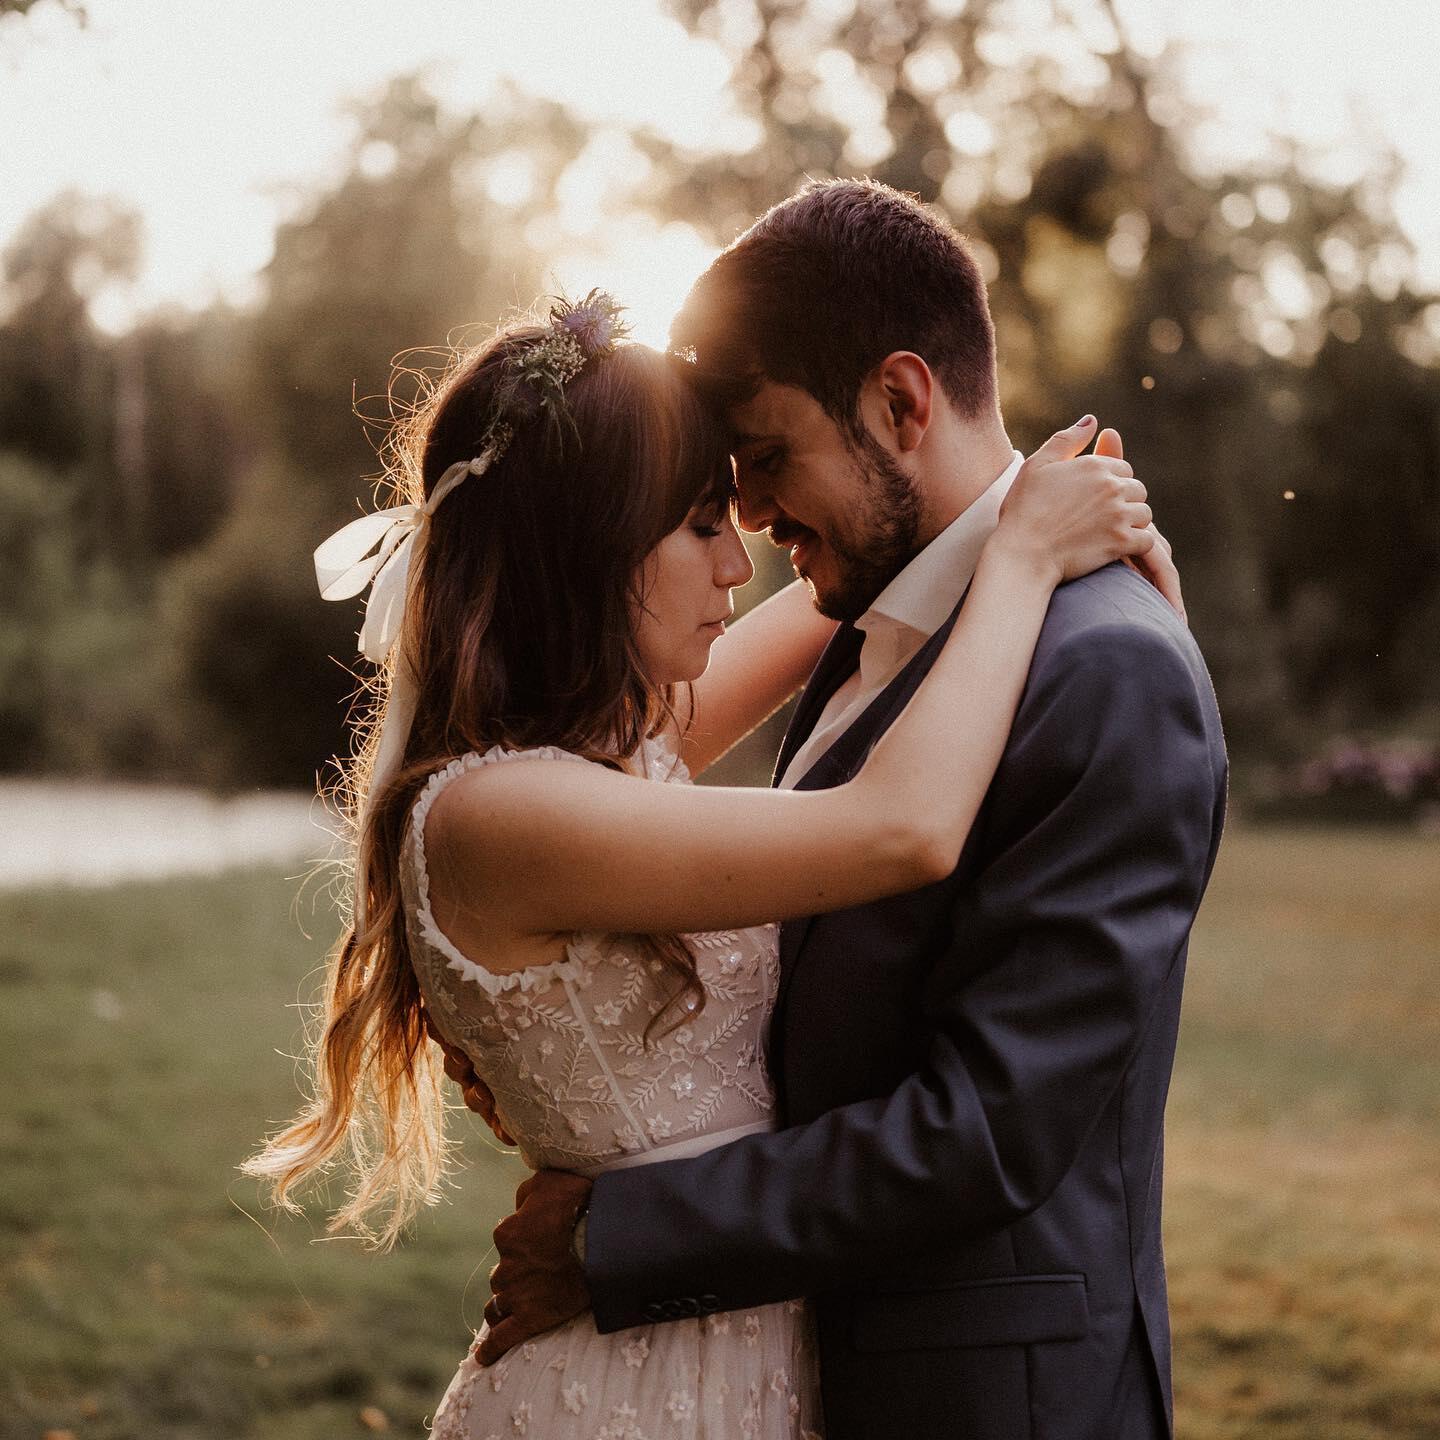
[688,490,737,539]
[688,502,726,539]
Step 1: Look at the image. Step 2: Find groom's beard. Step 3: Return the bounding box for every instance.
[805,436,921,623]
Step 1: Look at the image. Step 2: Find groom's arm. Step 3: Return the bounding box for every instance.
[572,613,1224,1332]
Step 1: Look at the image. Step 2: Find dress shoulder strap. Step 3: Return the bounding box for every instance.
[405,745,593,996]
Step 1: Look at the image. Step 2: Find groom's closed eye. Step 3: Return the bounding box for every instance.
[748,446,785,476]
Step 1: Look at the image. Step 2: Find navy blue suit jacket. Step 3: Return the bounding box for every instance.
[585,564,1228,1440]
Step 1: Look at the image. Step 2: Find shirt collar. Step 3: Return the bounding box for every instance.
[858,449,1024,642]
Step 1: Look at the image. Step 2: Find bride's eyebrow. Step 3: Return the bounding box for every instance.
[729,429,780,451]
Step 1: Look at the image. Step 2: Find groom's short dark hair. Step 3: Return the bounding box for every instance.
[670,178,997,430]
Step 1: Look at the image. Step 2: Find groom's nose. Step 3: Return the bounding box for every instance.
[733,479,776,534]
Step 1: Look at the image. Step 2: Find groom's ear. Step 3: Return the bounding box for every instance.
[864,351,933,455]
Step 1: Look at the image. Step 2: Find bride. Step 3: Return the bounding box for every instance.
[246,292,1169,1438]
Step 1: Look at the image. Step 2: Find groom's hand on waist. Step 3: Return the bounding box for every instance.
[476,1169,593,1365]
[422,1010,516,1146]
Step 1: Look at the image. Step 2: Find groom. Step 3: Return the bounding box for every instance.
[461,179,1228,1439]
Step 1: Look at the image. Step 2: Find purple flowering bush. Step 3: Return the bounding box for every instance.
[1253,737,1440,827]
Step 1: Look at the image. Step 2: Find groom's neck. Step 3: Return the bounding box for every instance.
[913,407,1014,547]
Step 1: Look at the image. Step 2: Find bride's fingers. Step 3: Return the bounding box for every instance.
[1130,526,1186,621]
[1030,414,1099,466]
[1095,426,1124,460]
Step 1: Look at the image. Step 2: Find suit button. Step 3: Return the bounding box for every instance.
[641,1303,664,1323]
[699,1294,720,1315]
[678,1297,701,1318]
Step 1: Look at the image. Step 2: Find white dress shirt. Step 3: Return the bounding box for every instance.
[779,450,1024,789]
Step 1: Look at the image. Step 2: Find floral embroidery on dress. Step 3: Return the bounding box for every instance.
[602,1401,645,1440]
[405,737,822,1438]
[400,738,780,1178]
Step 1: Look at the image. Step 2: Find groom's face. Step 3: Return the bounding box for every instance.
[728,381,921,622]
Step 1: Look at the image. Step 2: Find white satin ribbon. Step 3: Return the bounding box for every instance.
[314,444,500,929]
[314,451,491,662]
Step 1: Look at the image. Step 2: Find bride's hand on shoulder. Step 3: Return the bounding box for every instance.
[1090,427,1185,622]
[994,414,1151,583]
[994,419,1185,619]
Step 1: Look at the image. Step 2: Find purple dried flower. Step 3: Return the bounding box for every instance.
[551,290,627,357]
[558,304,615,354]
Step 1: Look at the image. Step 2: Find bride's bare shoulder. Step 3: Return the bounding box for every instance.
[422,747,618,858]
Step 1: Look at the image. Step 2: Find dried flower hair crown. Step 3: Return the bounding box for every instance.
[314,289,630,664]
[483,288,631,466]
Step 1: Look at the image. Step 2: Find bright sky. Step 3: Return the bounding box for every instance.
[3,0,1439,347]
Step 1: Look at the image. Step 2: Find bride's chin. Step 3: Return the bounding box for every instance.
[640,635,717,688]
[671,651,715,687]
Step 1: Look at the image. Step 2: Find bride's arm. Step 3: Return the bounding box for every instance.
[674,579,838,777]
[427,418,1152,946]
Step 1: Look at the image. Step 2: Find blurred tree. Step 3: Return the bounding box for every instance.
[0,194,242,570]
[170,76,597,784]
[0,451,162,773]
[0,193,137,551]
[119,307,247,560]
[155,457,363,787]
[649,0,1439,757]
[0,75,604,784]
[247,75,586,505]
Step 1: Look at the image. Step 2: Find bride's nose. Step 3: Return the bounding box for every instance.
[715,518,754,588]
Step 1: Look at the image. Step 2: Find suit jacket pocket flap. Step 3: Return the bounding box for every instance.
[851,1273,1089,1352]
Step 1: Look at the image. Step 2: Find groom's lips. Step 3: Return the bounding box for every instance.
[773,525,819,574]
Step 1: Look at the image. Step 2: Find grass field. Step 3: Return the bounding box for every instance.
[1,826,1437,1439]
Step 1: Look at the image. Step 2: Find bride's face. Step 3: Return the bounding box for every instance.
[633,497,754,684]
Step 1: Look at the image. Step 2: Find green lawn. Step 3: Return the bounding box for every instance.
[1,826,1437,1439]
[1166,827,1440,1440]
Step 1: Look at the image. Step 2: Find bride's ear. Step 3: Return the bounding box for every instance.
[862,351,933,454]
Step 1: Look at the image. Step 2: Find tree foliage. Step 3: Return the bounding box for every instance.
[644,0,1440,751]
[0,17,1434,786]
[0,79,586,780]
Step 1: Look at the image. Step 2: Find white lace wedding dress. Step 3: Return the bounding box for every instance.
[400,736,823,1440]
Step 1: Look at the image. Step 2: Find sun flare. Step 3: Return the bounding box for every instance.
[551,221,721,352]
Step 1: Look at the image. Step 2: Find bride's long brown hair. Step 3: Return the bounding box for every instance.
[244,317,734,1247]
